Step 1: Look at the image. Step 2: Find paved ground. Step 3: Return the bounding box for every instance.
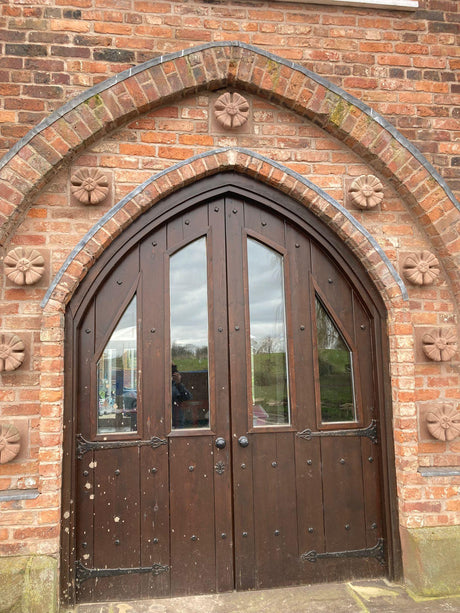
[66,579,460,613]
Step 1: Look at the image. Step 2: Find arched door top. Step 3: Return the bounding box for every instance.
[43,150,406,313]
[1,42,458,298]
[65,187,396,604]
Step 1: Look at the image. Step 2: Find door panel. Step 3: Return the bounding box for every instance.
[73,191,387,603]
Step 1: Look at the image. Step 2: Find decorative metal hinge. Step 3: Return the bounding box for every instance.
[76,434,167,459]
[301,538,385,566]
[75,560,169,587]
[215,460,225,475]
[297,419,378,444]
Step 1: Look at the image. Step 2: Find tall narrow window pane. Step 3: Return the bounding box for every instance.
[315,297,356,423]
[247,238,290,427]
[170,238,209,429]
[97,297,137,434]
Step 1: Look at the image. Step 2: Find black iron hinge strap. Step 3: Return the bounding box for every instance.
[75,560,169,587]
[301,537,385,566]
[76,433,167,459]
[296,419,378,444]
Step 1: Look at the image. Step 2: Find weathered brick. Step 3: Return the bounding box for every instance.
[5,43,47,56]
[93,47,135,63]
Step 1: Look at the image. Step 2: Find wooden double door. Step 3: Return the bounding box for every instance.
[68,181,390,603]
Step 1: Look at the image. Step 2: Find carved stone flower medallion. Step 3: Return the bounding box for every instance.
[422,328,457,362]
[426,404,460,442]
[71,168,109,205]
[214,92,250,129]
[0,423,20,464]
[349,175,384,209]
[403,251,440,286]
[4,247,45,286]
[0,333,25,372]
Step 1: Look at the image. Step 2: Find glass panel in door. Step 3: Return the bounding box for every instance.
[96,296,137,434]
[247,237,290,427]
[315,296,356,422]
[170,237,210,429]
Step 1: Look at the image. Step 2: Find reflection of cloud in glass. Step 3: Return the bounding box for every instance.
[247,239,286,350]
[104,298,137,354]
[170,238,208,349]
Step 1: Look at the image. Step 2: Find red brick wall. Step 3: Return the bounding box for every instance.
[0,0,459,572]
[0,0,458,199]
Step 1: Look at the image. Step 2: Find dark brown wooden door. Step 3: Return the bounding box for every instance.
[72,193,387,603]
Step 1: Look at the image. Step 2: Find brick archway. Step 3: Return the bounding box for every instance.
[42,148,407,313]
[0,42,459,299]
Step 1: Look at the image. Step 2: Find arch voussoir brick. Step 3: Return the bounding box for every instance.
[0,41,457,299]
[42,148,408,313]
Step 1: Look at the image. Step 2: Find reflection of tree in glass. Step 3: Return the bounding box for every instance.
[315,297,355,422]
[316,299,342,349]
[171,342,208,372]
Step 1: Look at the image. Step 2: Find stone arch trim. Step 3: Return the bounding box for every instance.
[0,41,458,295]
[42,148,406,313]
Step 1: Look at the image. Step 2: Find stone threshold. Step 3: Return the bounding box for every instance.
[64,579,460,613]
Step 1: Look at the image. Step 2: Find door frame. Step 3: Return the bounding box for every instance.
[61,172,402,606]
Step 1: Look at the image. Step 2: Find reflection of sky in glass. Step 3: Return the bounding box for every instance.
[170,238,208,350]
[102,297,136,354]
[247,239,286,351]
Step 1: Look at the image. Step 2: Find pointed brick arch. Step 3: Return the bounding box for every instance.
[1,42,459,298]
[42,148,407,312]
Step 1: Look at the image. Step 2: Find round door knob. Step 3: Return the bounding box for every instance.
[238,436,249,448]
[215,437,226,449]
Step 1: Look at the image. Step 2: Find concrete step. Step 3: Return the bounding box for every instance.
[63,579,460,613]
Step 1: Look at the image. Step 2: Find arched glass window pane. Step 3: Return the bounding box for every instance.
[247,238,290,427]
[170,237,209,429]
[97,297,137,434]
[315,297,355,423]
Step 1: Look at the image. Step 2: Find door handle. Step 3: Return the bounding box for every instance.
[215,437,226,449]
[238,435,249,448]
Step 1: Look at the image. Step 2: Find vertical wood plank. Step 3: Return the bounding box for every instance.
[169,436,216,596]
[225,196,256,591]
[208,200,234,593]
[321,437,366,553]
[140,225,171,597]
[353,294,384,550]
[92,446,141,601]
